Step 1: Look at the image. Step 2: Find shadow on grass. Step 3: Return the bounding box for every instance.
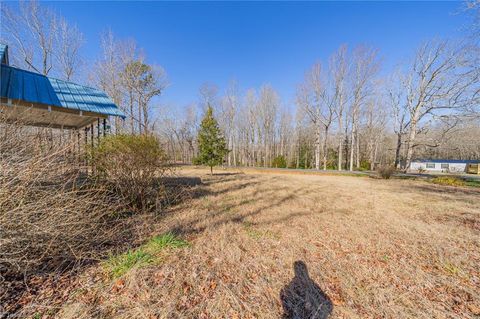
[395,182,480,198]
[280,261,333,319]
[201,173,253,186]
[167,174,318,238]
[210,172,244,176]
[162,176,203,187]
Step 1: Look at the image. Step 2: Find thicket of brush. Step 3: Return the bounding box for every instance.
[0,123,170,284]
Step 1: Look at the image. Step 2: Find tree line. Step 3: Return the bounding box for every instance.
[2,1,479,171]
[159,2,480,171]
[160,39,479,170]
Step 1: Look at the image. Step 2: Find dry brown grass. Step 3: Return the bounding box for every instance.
[54,167,480,318]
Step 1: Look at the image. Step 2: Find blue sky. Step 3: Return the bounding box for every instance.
[45,1,468,110]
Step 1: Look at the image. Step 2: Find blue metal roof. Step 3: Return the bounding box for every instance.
[412,159,480,164]
[0,64,125,118]
[0,44,124,119]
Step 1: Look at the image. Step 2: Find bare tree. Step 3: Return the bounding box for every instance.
[402,40,479,170]
[54,18,84,81]
[93,30,129,133]
[330,45,349,170]
[466,0,480,37]
[242,89,259,166]
[218,81,239,166]
[2,0,84,81]
[363,92,387,170]
[298,62,338,170]
[348,46,380,171]
[199,82,219,111]
[257,85,279,167]
[1,1,56,75]
[137,64,167,134]
[157,104,199,163]
[94,31,167,135]
[277,108,294,163]
[386,72,409,168]
[120,52,167,134]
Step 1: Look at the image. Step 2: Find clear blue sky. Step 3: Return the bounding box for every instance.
[45,1,468,110]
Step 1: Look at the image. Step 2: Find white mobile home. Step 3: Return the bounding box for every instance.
[409,159,480,173]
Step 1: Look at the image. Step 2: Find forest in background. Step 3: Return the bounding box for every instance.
[1,0,479,171]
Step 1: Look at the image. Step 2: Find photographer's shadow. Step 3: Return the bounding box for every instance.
[280,261,333,319]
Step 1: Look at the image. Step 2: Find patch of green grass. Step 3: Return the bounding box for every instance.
[444,263,461,276]
[104,249,153,278]
[245,227,264,240]
[465,180,480,188]
[243,222,280,240]
[104,233,188,278]
[144,233,189,253]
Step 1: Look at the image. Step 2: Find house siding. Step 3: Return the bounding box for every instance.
[410,162,468,173]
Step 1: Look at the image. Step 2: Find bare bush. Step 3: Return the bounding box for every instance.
[88,134,170,211]
[376,165,395,179]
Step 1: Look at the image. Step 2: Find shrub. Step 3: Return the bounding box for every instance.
[326,162,338,170]
[377,166,395,179]
[431,176,466,187]
[192,156,202,166]
[288,161,297,169]
[89,134,169,211]
[272,155,287,168]
[358,160,371,171]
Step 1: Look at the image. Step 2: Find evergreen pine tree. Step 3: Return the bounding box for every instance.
[196,105,229,174]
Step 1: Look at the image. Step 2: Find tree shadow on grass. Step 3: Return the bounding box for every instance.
[404,183,480,196]
[167,184,311,238]
[392,182,480,204]
[163,170,330,240]
[280,261,333,319]
[209,172,244,176]
[201,173,255,186]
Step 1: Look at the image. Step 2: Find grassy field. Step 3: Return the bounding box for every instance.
[57,167,479,319]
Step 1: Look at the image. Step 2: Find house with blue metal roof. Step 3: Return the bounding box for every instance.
[410,159,480,174]
[0,44,125,129]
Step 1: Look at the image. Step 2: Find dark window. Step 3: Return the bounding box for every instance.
[441,163,449,170]
[426,163,435,169]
